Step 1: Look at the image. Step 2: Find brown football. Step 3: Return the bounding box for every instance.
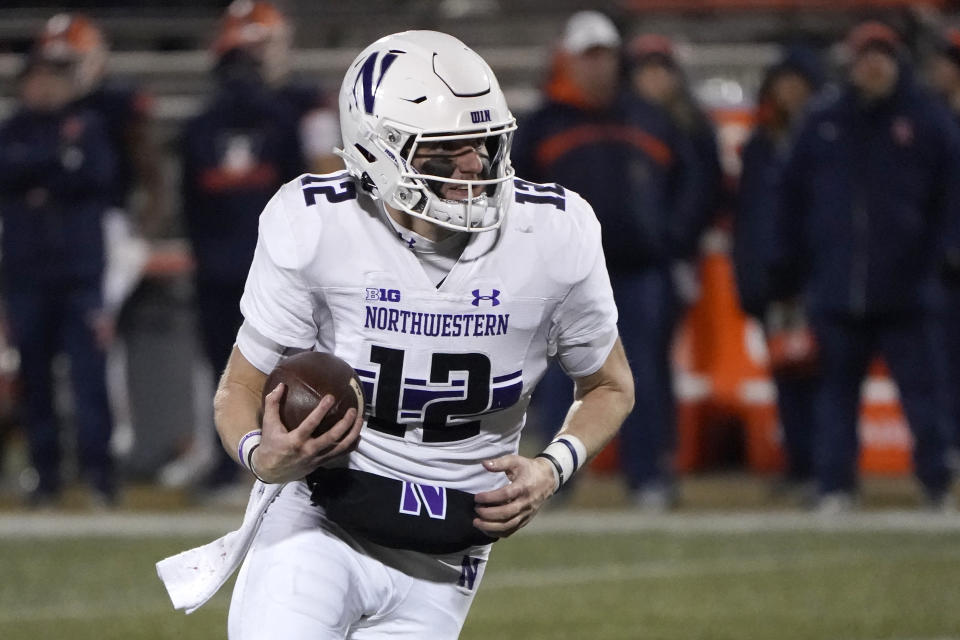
[262,351,364,437]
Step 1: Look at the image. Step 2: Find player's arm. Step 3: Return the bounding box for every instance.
[214,345,362,484]
[555,336,634,460]
[474,338,634,537]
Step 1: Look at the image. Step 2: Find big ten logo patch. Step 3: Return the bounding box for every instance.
[366,288,402,303]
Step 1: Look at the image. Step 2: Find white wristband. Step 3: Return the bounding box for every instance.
[536,434,587,492]
[237,430,267,482]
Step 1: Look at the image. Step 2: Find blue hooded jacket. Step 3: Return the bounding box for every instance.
[733,49,824,317]
[512,90,702,271]
[773,67,960,316]
[0,106,115,285]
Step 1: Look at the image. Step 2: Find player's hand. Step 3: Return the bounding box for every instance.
[251,383,363,483]
[473,454,557,538]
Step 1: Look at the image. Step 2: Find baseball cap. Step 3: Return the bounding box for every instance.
[562,11,621,55]
[845,21,901,58]
[935,28,960,68]
[628,33,676,68]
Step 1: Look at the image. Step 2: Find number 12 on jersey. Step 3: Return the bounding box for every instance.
[361,346,502,443]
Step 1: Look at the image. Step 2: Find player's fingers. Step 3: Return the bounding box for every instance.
[474,482,521,506]
[330,407,362,445]
[474,500,525,523]
[291,394,335,442]
[305,407,359,458]
[482,455,522,475]
[341,409,364,452]
[314,405,358,448]
[260,383,286,433]
[326,408,361,452]
[474,511,529,537]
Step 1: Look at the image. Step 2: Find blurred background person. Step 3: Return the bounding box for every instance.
[628,33,722,307]
[212,0,341,174]
[178,0,310,493]
[34,12,161,474]
[732,48,823,501]
[512,11,702,510]
[0,45,117,507]
[925,28,960,458]
[772,21,960,513]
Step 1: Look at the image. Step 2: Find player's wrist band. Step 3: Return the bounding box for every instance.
[238,429,269,483]
[536,434,587,493]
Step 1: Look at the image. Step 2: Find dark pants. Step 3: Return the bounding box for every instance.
[6,282,113,496]
[614,268,677,490]
[195,279,246,486]
[940,285,960,449]
[773,373,817,482]
[811,312,952,498]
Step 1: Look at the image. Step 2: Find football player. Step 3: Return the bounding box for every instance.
[214,31,634,638]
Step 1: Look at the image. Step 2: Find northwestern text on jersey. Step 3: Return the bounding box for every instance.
[364,306,510,338]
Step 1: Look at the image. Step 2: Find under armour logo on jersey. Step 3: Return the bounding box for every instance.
[399,481,447,519]
[458,556,483,590]
[471,289,500,307]
[354,49,404,114]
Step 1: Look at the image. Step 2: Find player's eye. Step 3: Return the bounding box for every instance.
[418,138,486,156]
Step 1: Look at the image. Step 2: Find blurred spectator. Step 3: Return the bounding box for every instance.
[732,48,823,498]
[512,11,701,509]
[628,34,722,277]
[0,50,117,507]
[773,22,960,512]
[34,12,158,473]
[179,0,309,491]
[925,29,960,455]
[212,0,342,174]
[37,13,165,240]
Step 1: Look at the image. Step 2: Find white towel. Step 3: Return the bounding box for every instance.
[156,480,285,613]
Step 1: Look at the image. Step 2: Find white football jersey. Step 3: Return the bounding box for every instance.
[238,172,618,495]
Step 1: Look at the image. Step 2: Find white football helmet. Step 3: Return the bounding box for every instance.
[337,31,516,232]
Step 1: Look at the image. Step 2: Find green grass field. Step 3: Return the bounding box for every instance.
[0,510,958,640]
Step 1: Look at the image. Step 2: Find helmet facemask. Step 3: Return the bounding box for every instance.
[378,123,515,232]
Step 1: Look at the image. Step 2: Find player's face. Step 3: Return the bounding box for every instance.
[770,71,813,118]
[632,62,679,105]
[412,138,490,201]
[20,64,76,112]
[927,55,960,97]
[850,48,899,99]
[569,46,620,107]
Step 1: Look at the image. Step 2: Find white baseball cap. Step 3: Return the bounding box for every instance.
[562,11,621,55]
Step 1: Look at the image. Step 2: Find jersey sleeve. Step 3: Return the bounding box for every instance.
[238,181,319,362]
[550,192,619,377]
